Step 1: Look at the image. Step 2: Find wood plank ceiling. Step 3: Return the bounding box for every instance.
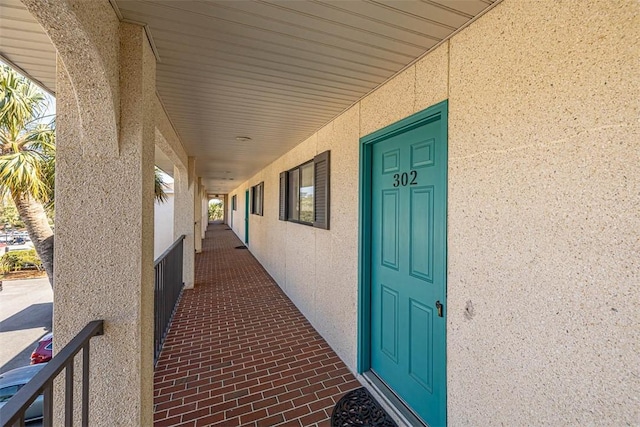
[1,0,497,194]
[0,0,56,93]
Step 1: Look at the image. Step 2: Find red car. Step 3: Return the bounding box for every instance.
[30,333,52,364]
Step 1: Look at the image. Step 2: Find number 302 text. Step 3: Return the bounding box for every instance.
[392,171,418,187]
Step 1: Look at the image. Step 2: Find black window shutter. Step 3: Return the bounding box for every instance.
[279,171,288,221]
[258,182,264,216]
[250,187,255,214]
[313,150,330,230]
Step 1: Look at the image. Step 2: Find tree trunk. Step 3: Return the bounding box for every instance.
[11,194,54,287]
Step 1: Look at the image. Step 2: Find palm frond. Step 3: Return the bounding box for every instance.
[0,150,49,200]
[0,67,45,128]
[20,125,55,152]
[0,65,55,204]
[155,167,168,203]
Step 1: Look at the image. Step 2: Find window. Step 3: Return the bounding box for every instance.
[279,150,330,229]
[0,385,20,403]
[251,182,264,216]
[231,195,237,211]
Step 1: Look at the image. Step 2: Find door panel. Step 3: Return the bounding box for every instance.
[409,299,433,392]
[410,186,434,282]
[369,112,446,426]
[381,190,400,270]
[380,285,399,362]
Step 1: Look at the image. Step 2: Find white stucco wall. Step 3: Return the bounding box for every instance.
[201,194,208,237]
[154,184,174,259]
[228,0,639,424]
[445,1,639,424]
[229,188,247,242]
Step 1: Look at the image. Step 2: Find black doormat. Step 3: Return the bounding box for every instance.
[234,245,247,249]
[331,387,398,427]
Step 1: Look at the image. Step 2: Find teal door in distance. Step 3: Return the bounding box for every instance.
[368,104,447,426]
[244,190,249,244]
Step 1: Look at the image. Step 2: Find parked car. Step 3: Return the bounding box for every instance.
[5,242,35,252]
[30,333,52,365]
[0,364,46,422]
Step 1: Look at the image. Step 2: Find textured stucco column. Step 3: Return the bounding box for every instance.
[223,194,229,225]
[194,177,203,253]
[54,22,156,426]
[173,158,195,288]
[201,189,208,237]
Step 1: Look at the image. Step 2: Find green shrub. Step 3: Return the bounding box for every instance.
[0,249,42,272]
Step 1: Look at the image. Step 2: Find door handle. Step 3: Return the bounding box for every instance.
[435,301,443,317]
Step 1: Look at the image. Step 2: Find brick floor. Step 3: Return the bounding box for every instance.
[154,223,360,427]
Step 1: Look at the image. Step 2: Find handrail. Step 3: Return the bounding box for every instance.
[1,320,104,427]
[154,235,186,267]
[154,235,186,364]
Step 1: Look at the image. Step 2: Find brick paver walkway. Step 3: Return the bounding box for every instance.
[153,223,360,426]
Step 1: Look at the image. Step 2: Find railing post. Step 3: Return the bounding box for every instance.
[81,342,90,427]
[65,364,73,426]
[1,321,103,427]
[153,235,186,365]
[42,383,52,426]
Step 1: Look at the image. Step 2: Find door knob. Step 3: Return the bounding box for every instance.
[435,301,443,317]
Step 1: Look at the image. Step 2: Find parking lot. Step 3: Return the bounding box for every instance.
[0,278,52,374]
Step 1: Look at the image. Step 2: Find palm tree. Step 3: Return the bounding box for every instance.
[154,167,168,203]
[0,65,55,285]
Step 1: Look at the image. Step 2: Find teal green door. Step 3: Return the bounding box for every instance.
[370,109,447,426]
[244,190,249,244]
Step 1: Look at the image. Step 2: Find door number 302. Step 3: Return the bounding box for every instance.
[393,170,418,187]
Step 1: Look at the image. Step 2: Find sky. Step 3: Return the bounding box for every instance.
[43,93,56,121]
[0,58,56,123]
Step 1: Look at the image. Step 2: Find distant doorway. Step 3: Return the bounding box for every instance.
[208,198,224,224]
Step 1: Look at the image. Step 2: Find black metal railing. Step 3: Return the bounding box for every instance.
[1,320,104,427]
[154,235,186,364]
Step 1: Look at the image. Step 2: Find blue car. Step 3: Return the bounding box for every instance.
[0,364,46,422]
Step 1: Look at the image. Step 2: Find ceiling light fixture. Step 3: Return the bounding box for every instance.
[235,136,252,142]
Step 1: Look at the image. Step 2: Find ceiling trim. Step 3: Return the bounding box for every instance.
[109,0,161,62]
[0,52,54,96]
[155,90,190,161]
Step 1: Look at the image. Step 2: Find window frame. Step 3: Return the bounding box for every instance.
[0,385,21,403]
[231,194,237,211]
[287,160,314,225]
[251,182,264,216]
[279,150,330,229]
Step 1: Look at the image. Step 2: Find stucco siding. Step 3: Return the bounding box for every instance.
[446,0,639,424]
[154,191,174,259]
[227,0,639,423]
[264,159,289,286]
[230,183,248,242]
